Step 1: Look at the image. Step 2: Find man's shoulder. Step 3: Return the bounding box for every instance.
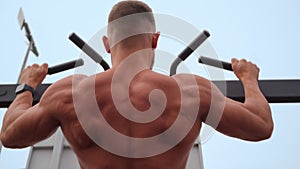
[44,74,87,91]
[40,74,88,102]
[135,71,212,89]
[172,73,210,85]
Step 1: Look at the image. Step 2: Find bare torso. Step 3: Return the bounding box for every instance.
[50,69,210,169]
[1,58,273,169]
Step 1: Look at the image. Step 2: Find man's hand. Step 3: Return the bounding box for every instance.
[19,63,48,89]
[231,58,260,83]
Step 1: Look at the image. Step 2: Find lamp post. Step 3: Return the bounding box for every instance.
[17,8,39,83]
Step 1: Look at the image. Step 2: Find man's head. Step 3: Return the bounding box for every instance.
[108,0,155,26]
[103,0,160,54]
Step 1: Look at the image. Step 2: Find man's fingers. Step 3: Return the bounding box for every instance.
[32,64,39,68]
[40,63,49,74]
[23,63,49,75]
[231,58,239,70]
[24,63,49,76]
[240,59,247,63]
[41,63,48,69]
[231,58,238,64]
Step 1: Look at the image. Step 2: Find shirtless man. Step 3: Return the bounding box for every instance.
[0,1,273,169]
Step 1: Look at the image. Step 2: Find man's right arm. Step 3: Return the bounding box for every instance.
[202,58,273,141]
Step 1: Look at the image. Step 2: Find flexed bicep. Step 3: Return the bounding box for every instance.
[215,98,272,141]
[1,102,59,148]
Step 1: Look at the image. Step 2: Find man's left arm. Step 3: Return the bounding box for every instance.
[0,64,60,148]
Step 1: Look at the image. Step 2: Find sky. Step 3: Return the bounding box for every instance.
[0,0,300,168]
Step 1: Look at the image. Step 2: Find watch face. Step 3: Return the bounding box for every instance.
[16,83,26,93]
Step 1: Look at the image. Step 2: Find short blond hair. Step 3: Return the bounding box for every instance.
[108,0,155,24]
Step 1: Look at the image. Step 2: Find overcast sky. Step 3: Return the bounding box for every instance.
[0,0,300,168]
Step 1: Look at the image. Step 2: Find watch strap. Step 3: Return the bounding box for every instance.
[15,83,36,97]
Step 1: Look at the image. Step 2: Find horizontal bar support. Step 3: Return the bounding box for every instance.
[1,79,300,108]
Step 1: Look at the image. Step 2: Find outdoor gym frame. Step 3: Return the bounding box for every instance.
[1,31,299,109]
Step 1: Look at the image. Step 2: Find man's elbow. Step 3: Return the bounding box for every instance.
[264,123,274,139]
[1,131,12,148]
[0,131,28,149]
[255,123,274,141]
[1,131,14,148]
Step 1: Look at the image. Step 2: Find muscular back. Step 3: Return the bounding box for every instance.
[52,69,211,169]
[1,58,272,169]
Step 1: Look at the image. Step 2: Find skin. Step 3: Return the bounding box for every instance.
[0,31,273,169]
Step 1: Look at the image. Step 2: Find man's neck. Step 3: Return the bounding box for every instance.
[110,45,154,70]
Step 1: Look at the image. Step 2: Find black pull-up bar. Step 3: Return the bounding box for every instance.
[47,59,84,75]
[198,56,233,71]
[169,30,234,74]
[1,79,300,108]
[69,33,110,70]
[170,30,210,76]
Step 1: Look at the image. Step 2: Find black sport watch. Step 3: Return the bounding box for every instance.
[15,83,36,97]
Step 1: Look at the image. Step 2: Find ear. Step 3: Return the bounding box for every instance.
[102,36,111,53]
[152,32,160,49]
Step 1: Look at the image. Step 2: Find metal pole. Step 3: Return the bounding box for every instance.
[17,40,33,84]
[0,32,33,157]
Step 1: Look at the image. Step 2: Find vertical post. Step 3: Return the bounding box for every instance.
[17,40,33,83]
[197,143,205,169]
[49,130,64,169]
